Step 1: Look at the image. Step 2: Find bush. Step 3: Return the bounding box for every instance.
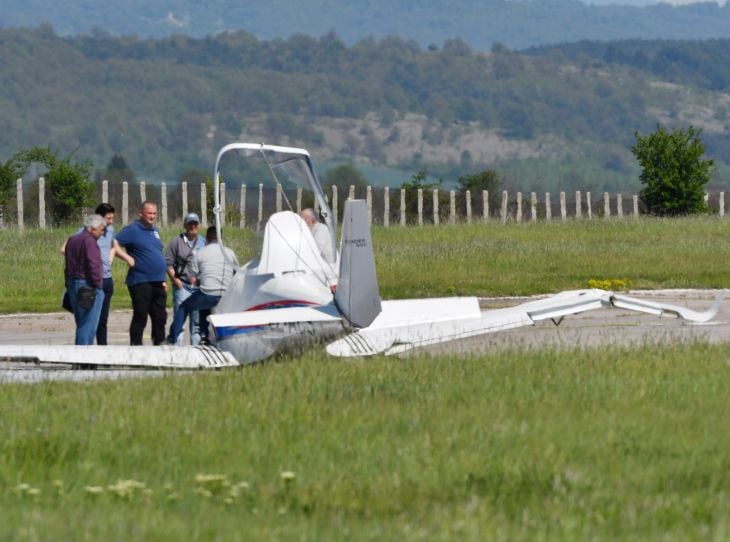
[632,125,713,216]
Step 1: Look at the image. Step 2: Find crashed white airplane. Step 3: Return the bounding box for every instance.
[0,143,725,370]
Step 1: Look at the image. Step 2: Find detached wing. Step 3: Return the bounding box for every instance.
[0,345,240,369]
[326,289,726,357]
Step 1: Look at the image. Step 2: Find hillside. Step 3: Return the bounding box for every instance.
[2,28,730,192]
[2,0,730,50]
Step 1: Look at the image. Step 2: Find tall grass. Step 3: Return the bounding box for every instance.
[1,344,729,539]
[1,216,729,313]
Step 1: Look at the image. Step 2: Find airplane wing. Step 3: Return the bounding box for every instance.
[0,344,240,369]
[325,289,726,357]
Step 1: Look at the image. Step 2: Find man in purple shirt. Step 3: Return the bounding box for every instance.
[65,214,107,345]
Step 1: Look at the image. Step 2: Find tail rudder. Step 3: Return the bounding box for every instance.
[335,200,382,328]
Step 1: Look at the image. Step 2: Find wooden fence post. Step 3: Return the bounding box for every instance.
[720,192,725,218]
[161,182,167,228]
[516,192,522,223]
[140,181,146,203]
[200,183,207,227]
[240,185,246,228]
[449,190,456,224]
[122,181,128,224]
[633,194,639,218]
[616,193,623,218]
[531,192,537,222]
[384,187,389,227]
[560,191,566,221]
[417,188,423,226]
[38,176,45,229]
[482,190,489,221]
[575,191,582,219]
[182,181,188,219]
[433,189,440,225]
[586,192,592,219]
[545,192,551,221]
[400,189,406,226]
[16,178,23,230]
[603,192,610,218]
[501,190,508,223]
[466,190,472,224]
[332,185,338,224]
[220,182,226,225]
[366,185,372,226]
[257,183,264,227]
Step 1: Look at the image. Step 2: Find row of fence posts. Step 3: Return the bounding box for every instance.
[8,178,726,229]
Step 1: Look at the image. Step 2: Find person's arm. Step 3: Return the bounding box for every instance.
[164,239,183,289]
[60,238,68,255]
[113,241,135,267]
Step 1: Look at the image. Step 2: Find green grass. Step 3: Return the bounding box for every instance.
[1,344,729,539]
[2,217,730,539]
[2,216,730,312]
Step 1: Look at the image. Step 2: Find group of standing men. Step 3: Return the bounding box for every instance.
[63,201,238,346]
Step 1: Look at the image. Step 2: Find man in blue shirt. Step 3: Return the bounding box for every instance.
[115,201,168,345]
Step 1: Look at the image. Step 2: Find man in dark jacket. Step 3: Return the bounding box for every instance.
[65,214,106,345]
[165,212,206,345]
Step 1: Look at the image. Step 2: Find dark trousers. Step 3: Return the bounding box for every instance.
[128,282,167,346]
[96,277,114,345]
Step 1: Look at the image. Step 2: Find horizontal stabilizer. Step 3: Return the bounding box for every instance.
[209,304,342,328]
[0,345,240,369]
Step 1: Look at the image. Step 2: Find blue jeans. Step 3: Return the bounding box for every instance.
[181,291,221,343]
[167,282,201,345]
[68,278,105,345]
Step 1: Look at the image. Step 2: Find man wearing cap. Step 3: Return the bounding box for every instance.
[165,212,206,345]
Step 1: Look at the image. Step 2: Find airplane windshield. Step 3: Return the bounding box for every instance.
[213,143,336,247]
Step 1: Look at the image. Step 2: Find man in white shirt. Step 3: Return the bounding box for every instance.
[300,208,335,263]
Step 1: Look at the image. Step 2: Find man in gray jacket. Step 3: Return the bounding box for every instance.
[182,226,240,344]
[165,212,206,345]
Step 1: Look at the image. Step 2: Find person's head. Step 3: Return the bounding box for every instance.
[85,214,107,239]
[139,201,157,227]
[95,203,115,226]
[301,208,317,229]
[206,225,218,243]
[183,212,201,237]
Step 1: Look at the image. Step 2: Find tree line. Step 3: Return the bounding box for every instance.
[1,27,729,192]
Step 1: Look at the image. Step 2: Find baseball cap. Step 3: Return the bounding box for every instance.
[183,212,201,225]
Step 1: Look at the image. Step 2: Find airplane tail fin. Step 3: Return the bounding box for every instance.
[335,200,382,328]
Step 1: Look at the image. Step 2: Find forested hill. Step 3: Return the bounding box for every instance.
[527,39,730,92]
[3,0,730,50]
[3,27,730,191]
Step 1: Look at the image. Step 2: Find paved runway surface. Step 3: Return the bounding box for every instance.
[1,290,728,382]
